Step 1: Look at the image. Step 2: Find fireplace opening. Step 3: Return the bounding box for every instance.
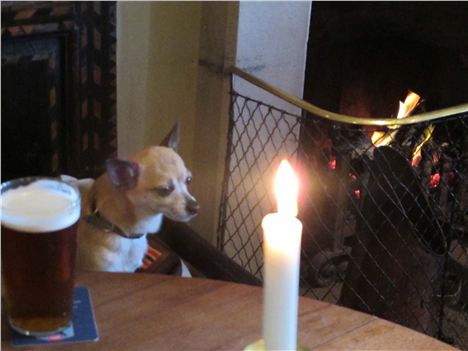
[299,1,468,345]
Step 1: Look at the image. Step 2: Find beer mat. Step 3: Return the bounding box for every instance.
[9,287,99,347]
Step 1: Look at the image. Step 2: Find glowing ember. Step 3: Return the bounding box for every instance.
[429,173,441,188]
[328,158,337,171]
[371,91,421,147]
[354,189,361,200]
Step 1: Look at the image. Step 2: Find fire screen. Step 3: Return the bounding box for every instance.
[217,69,468,349]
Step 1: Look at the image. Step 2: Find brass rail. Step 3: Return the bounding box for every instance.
[231,66,468,126]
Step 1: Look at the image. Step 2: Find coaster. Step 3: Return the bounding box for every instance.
[9,287,99,347]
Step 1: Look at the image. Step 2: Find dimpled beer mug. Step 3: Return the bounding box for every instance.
[1,177,80,336]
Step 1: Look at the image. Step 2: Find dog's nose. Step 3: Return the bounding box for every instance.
[186,198,200,215]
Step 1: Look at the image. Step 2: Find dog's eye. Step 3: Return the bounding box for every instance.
[185,176,192,185]
[155,184,174,197]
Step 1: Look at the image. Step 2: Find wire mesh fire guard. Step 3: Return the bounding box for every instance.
[217,68,468,349]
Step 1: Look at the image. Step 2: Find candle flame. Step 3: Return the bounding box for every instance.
[274,160,298,217]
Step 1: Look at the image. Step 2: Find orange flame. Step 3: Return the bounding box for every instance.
[371,91,421,147]
[411,124,435,167]
[397,91,421,119]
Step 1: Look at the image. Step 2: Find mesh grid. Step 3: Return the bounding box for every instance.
[217,89,468,349]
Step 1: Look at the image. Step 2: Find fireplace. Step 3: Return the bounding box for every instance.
[219,2,468,349]
[300,2,468,345]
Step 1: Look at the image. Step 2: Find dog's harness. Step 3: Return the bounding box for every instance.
[84,199,145,240]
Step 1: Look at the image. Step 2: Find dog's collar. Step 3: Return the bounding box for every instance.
[84,199,145,240]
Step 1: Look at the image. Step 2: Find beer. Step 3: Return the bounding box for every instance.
[1,177,80,336]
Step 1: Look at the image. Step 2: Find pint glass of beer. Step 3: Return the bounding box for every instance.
[1,177,80,336]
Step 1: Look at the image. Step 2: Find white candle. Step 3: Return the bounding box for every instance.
[262,160,303,351]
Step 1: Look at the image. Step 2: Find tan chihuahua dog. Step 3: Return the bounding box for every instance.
[67,122,199,272]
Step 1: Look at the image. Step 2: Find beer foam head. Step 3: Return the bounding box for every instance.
[1,179,80,233]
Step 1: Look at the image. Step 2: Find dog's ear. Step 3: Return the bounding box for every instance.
[160,121,180,151]
[106,159,140,190]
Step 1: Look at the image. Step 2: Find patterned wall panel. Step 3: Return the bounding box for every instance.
[77,2,117,177]
[1,1,117,179]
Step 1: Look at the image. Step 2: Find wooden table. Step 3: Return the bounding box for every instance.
[2,272,457,350]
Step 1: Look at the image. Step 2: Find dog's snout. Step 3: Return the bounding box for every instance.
[186,198,200,215]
